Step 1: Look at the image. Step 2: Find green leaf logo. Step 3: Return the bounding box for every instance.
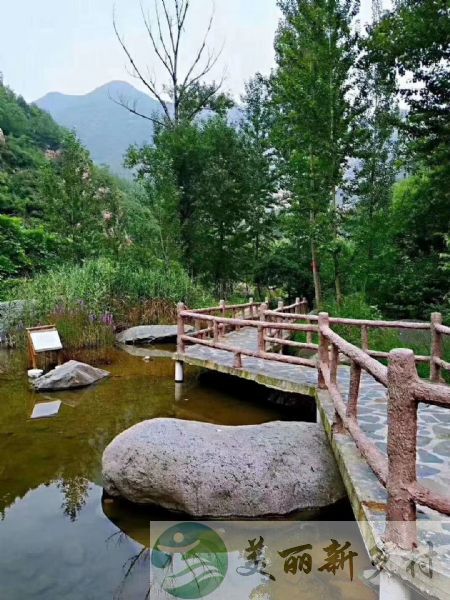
[152,523,228,599]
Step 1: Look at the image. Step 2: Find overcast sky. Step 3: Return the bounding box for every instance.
[1,0,374,103]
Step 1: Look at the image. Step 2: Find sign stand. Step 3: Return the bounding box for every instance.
[26,325,63,370]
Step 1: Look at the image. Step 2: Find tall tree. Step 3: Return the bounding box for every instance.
[41,134,124,262]
[272,0,360,307]
[363,0,450,315]
[368,0,450,205]
[240,75,279,282]
[113,0,231,126]
[348,1,399,291]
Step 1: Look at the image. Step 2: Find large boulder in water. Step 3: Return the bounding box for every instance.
[34,360,109,392]
[102,418,345,517]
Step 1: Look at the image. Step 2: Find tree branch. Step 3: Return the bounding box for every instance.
[113,9,172,122]
[108,93,165,127]
[139,0,174,76]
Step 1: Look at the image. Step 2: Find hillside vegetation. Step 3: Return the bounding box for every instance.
[0,0,449,351]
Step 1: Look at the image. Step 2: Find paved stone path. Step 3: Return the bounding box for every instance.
[182,326,450,595]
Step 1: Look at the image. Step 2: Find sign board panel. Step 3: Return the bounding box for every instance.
[29,329,63,353]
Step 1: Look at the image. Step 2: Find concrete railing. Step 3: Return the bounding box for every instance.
[176,300,450,551]
[178,298,318,369]
[317,312,450,550]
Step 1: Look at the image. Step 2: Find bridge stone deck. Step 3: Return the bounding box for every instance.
[177,327,450,599]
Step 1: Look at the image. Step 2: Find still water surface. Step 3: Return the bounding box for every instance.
[0,347,374,599]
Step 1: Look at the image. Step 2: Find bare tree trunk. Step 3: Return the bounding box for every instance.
[310,210,322,309]
[309,145,322,309]
[334,252,342,306]
[331,187,343,306]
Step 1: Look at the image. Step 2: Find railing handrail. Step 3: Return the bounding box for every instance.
[265,309,432,330]
[180,310,318,333]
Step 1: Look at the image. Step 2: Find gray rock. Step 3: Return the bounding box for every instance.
[34,360,109,392]
[116,324,191,345]
[102,418,345,517]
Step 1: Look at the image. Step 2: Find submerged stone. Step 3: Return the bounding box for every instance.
[102,418,345,517]
[33,361,109,392]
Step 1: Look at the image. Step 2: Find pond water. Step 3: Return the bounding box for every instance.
[0,346,375,599]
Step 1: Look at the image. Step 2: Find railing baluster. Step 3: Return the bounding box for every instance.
[259,303,268,353]
[386,349,418,550]
[277,301,284,345]
[213,320,219,344]
[347,360,361,419]
[330,344,339,385]
[219,300,226,335]
[318,313,330,390]
[431,312,443,382]
[177,302,186,354]
[233,352,243,369]
[301,297,313,345]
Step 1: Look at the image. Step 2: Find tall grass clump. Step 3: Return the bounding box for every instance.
[9,257,212,331]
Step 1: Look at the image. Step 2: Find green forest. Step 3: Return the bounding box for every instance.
[0,0,449,341]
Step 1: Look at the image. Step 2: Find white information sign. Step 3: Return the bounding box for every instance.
[30,329,63,353]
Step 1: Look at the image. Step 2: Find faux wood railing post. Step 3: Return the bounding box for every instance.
[259,303,268,354]
[301,297,313,344]
[233,352,243,369]
[431,312,443,382]
[330,344,339,385]
[277,300,284,345]
[219,299,226,335]
[175,302,186,383]
[213,320,219,344]
[249,297,254,319]
[295,297,301,315]
[347,360,362,419]
[318,312,330,390]
[386,349,418,550]
[177,302,186,354]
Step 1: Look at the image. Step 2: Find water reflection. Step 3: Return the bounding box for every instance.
[0,346,298,598]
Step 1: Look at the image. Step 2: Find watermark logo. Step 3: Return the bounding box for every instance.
[151,522,228,599]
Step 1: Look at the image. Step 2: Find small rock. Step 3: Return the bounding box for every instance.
[28,369,44,379]
[33,360,109,392]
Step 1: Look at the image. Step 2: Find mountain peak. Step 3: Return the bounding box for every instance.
[90,80,142,97]
[35,81,163,178]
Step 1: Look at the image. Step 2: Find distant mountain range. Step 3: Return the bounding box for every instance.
[35,81,162,178]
